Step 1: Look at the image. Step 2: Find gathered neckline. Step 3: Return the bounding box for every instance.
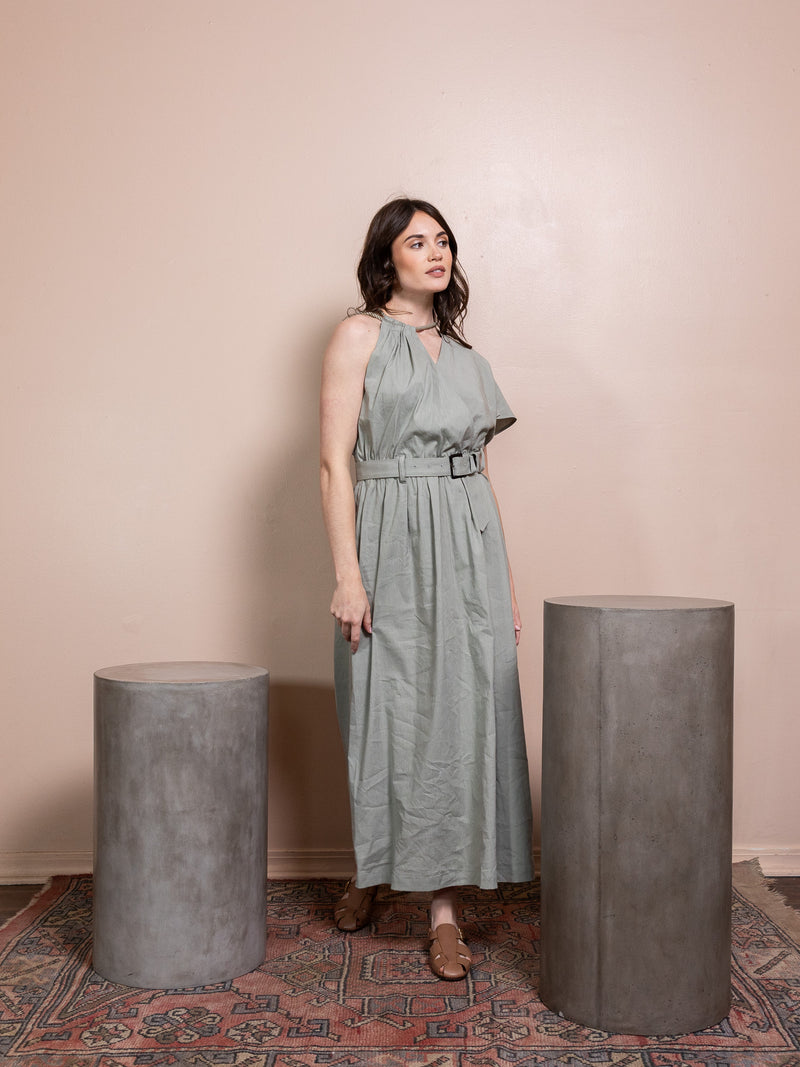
[360,310,447,365]
[379,311,438,333]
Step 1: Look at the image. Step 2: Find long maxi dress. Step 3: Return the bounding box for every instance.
[334,313,533,892]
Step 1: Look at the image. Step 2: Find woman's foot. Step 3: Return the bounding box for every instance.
[334,879,377,931]
[428,923,472,980]
[428,885,470,979]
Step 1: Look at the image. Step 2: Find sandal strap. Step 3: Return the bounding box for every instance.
[337,880,374,908]
[334,880,376,930]
[428,923,472,979]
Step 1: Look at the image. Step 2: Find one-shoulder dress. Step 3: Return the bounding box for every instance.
[334,314,533,892]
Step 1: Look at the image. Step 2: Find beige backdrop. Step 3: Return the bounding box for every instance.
[2,0,799,881]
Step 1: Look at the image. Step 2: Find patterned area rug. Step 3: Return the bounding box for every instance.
[1,861,800,1066]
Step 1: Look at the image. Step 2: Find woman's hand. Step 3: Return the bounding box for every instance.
[331,577,373,653]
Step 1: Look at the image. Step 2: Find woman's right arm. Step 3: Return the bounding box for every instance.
[319,315,379,653]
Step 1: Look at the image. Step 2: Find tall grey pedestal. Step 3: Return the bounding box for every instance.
[540,596,734,1035]
[93,662,269,989]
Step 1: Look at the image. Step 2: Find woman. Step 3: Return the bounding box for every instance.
[319,197,532,981]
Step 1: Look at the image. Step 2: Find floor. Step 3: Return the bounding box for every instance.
[2,878,800,926]
[769,876,800,912]
[1,884,45,924]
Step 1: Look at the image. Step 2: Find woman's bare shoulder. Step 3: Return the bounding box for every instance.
[324,312,381,367]
[332,312,382,344]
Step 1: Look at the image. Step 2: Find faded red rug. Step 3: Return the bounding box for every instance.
[1,861,799,1065]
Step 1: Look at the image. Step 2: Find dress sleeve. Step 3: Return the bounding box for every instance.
[493,378,517,436]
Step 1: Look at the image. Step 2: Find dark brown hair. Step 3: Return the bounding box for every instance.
[355,197,471,347]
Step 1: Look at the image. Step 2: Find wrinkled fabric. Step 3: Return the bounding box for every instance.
[334,315,533,891]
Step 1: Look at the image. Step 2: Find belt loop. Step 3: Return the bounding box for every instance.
[398,455,406,483]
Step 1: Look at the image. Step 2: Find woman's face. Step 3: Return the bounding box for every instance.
[390,211,453,300]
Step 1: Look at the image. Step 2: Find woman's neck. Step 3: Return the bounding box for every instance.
[383,293,436,330]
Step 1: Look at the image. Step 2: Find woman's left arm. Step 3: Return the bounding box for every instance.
[483,450,522,646]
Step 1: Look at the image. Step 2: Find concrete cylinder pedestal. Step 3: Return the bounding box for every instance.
[93,661,269,988]
[540,596,734,1035]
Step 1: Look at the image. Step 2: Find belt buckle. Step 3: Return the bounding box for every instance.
[449,453,467,478]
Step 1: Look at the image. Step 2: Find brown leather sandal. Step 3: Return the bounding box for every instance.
[428,923,472,980]
[334,879,377,931]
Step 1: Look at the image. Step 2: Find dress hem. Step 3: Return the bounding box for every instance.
[355,867,535,894]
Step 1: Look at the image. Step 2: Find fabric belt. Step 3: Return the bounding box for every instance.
[355,450,485,482]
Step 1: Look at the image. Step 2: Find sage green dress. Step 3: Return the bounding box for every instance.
[334,314,533,892]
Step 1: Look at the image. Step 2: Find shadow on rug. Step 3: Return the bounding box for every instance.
[1,860,799,1066]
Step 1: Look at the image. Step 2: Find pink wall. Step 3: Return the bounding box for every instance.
[2,0,799,879]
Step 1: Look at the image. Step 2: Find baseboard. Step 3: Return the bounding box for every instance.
[732,848,800,876]
[4,847,796,883]
[0,849,358,884]
[267,849,355,879]
[0,852,92,883]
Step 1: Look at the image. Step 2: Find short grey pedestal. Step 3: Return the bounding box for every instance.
[540,596,734,1035]
[93,661,269,988]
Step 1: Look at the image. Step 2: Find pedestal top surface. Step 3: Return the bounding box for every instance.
[95,661,268,684]
[545,595,733,611]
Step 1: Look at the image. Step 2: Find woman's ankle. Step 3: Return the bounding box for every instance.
[430,886,459,929]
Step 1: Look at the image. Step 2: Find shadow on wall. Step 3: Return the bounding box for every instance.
[241,312,355,875]
[237,313,339,670]
[267,681,352,874]
[3,687,351,881]
[6,774,94,876]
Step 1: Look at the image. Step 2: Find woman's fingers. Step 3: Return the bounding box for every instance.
[333,608,370,654]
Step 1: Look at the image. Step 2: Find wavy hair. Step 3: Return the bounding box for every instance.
[355,198,471,347]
